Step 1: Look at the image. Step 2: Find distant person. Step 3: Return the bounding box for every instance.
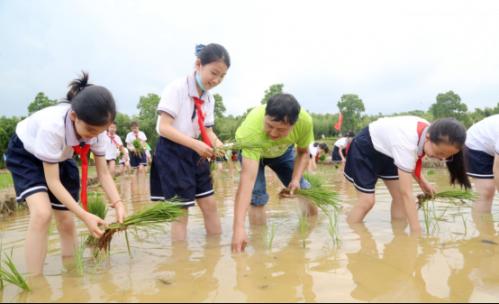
[125,121,148,174]
[332,131,354,164]
[464,114,499,213]
[5,72,125,276]
[104,121,125,176]
[150,43,230,241]
[307,142,320,172]
[344,116,470,234]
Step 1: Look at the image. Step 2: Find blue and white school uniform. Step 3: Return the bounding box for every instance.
[465,115,499,179]
[5,103,107,210]
[344,116,429,193]
[104,132,123,161]
[332,137,348,162]
[150,73,215,208]
[125,131,148,167]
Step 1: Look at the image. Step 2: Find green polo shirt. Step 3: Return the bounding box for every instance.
[235,105,314,160]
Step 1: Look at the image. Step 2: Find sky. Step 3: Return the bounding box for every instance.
[1,0,499,118]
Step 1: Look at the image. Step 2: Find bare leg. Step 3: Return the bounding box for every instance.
[347,191,375,224]
[383,179,406,221]
[25,192,53,276]
[171,211,189,242]
[197,196,222,235]
[249,205,267,226]
[53,210,77,257]
[472,178,496,213]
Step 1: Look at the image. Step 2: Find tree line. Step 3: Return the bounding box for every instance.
[1,86,498,168]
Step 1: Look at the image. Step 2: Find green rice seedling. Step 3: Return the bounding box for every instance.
[426,169,435,176]
[327,210,341,247]
[267,223,277,250]
[86,192,108,248]
[74,238,86,276]
[97,202,184,251]
[88,192,108,220]
[132,139,144,156]
[0,250,30,292]
[298,214,309,248]
[292,174,340,214]
[417,190,478,208]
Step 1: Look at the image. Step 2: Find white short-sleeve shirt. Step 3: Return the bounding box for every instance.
[466,114,499,156]
[334,137,348,149]
[369,116,430,173]
[309,143,319,157]
[15,103,107,163]
[104,132,124,160]
[155,72,215,138]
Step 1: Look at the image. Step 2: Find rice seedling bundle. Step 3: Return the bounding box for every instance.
[293,174,340,214]
[417,189,477,209]
[96,202,184,251]
[132,139,145,156]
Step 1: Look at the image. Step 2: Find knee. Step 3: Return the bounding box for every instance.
[56,215,75,233]
[30,208,53,229]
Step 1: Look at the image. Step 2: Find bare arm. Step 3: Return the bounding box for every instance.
[158,112,213,158]
[398,169,421,234]
[43,162,106,238]
[231,156,259,253]
[288,147,310,194]
[95,155,126,223]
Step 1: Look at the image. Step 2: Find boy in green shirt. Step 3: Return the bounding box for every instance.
[232,93,315,253]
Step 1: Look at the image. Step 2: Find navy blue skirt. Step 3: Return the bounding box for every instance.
[344,127,399,193]
[150,137,214,208]
[464,146,494,179]
[5,134,80,210]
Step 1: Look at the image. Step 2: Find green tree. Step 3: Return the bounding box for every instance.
[0,116,22,168]
[28,92,57,115]
[429,91,470,126]
[261,83,284,104]
[137,93,161,150]
[337,94,365,132]
[114,112,133,140]
[213,93,226,120]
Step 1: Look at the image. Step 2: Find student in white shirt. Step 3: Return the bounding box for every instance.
[150,43,229,241]
[125,121,148,174]
[104,121,124,176]
[464,115,499,212]
[344,116,470,234]
[332,131,354,163]
[5,72,126,276]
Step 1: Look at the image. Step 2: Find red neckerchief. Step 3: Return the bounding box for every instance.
[108,132,119,147]
[72,143,91,211]
[193,96,212,147]
[415,121,429,179]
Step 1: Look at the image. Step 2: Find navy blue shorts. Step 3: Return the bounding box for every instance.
[150,137,214,208]
[344,127,399,193]
[5,134,80,211]
[129,151,147,168]
[464,146,494,179]
[332,146,346,162]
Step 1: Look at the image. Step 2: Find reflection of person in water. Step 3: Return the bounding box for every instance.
[447,212,499,302]
[347,222,442,302]
[234,217,317,302]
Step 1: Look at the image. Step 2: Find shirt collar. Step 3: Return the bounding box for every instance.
[417,126,429,157]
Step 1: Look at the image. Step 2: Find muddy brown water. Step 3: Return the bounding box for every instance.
[1,165,499,302]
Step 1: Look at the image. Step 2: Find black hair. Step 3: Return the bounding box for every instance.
[130,121,139,128]
[195,43,231,68]
[428,118,471,189]
[313,142,319,147]
[265,93,301,125]
[66,72,116,126]
[319,143,329,154]
[346,131,355,137]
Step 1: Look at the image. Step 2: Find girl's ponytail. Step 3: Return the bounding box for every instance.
[67,71,91,101]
